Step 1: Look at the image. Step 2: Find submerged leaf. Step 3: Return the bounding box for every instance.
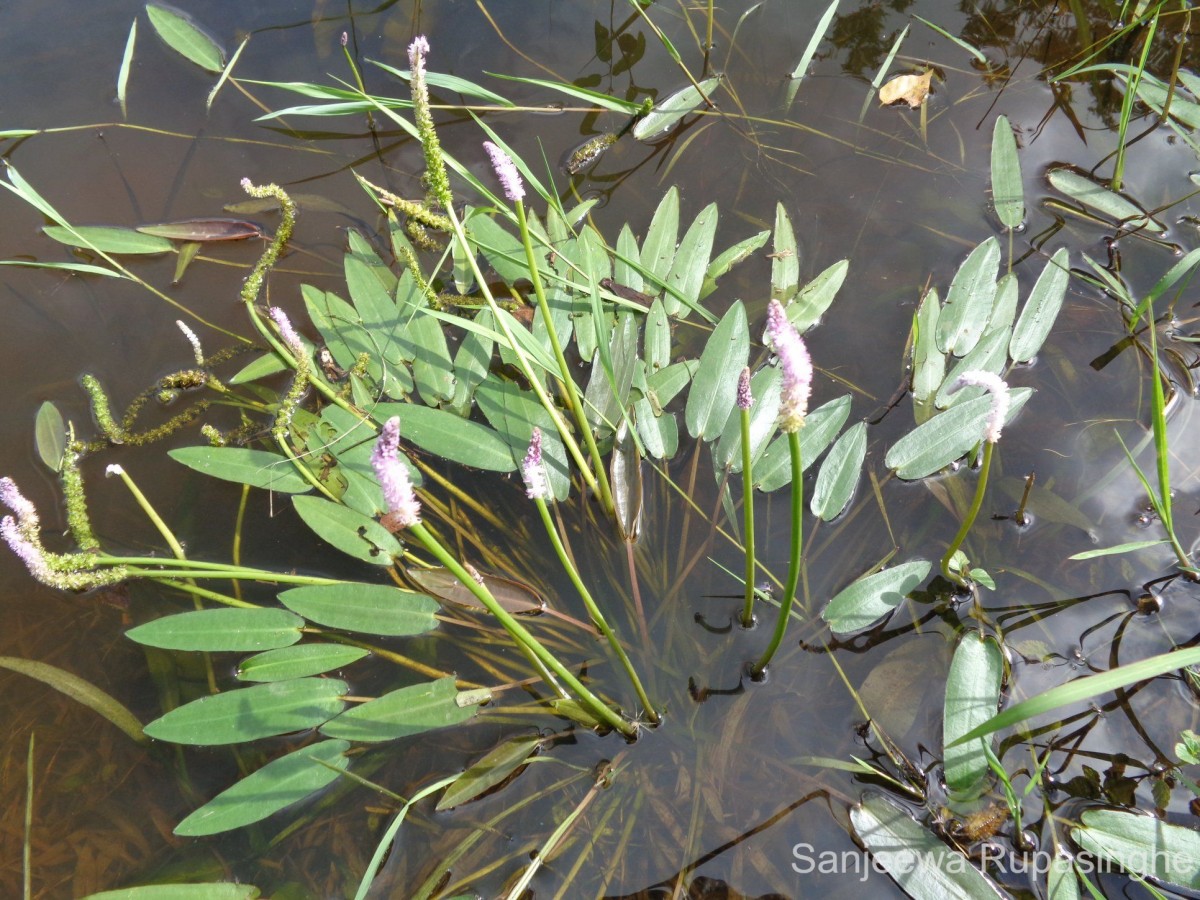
[82,886,260,900]
[34,401,65,471]
[136,218,263,241]
[0,656,145,744]
[437,732,542,810]
[406,567,546,615]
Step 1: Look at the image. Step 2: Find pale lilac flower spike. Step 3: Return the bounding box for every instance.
[270,307,304,358]
[371,416,421,529]
[764,300,812,433]
[483,141,525,203]
[408,35,429,76]
[1,517,51,582]
[522,427,549,501]
[0,477,38,526]
[956,370,1010,443]
[736,367,753,411]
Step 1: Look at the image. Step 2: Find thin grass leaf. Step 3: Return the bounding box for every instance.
[912,14,987,63]
[0,260,126,278]
[82,886,260,900]
[145,3,225,74]
[207,34,248,111]
[0,656,145,744]
[1068,539,1168,560]
[118,19,137,119]
[633,75,722,141]
[370,60,515,107]
[990,115,1023,229]
[785,0,839,111]
[486,72,641,113]
[951,645,1200,746]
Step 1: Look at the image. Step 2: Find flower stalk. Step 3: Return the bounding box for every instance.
[737,367,758,628]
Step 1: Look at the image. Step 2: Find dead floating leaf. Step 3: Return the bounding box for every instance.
[879,70,934,108]
[136,217,264,242]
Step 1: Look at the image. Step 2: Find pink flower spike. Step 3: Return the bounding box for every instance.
[956,370,1010,443]
[408,35,429,75]
[269,307,304,358]
[483,141,525,203]
[0,477,38,526]
[737,367,753,411]
[371,416,421,529]
[522,427,549,500]
[765,300,812,433]
[240,177,253,193]
[1,516,50,582]
[340,31,348,47]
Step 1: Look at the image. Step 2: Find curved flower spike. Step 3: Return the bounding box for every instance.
[955,370,1010,443]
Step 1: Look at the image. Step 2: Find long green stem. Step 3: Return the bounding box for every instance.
[533,497,657,723]
[940,441,994,585]
[516,200,614,515]
[752,431,802,677]
[739,406,757,627]
[407,521,635,737]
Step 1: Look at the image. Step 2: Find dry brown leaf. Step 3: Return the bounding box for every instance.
[880,70,934,108]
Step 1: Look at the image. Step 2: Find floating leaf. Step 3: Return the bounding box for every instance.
[1009,248,1070,363]
[43,225,173,255]
[1047,168,1164,233]
[935,328,1008,409]
[437,732,542,811]
[291,495,403,566]
[879,70,934,108]
[632,75,722,140]
[34,401,65,471]
[755,394,852,491]
[951,645,1200,746]
[168,446,312,493]
[373,402,516,472]
[859,638,948,739]
[175,740,350,836]
[850,793,1004,898]
[611,419,643,542]
[237,644,370,682]
[937,237,1000,356]
[136,218,263,241]
[406,568,545,616]
[884,388,1032,480]
[144,678,346,746]
[990,115,1023,229]
[715,365,781,471]
[82,886,260,900]
[0,656,145,744]
[641,187,680,284]
[811,421,866,520]
[787,259,848,332]
[771,203,799,303]
[821,560,931,634]
[685,301,749,440]
[663,202,717,317]
[943,633,1004,802]
[278,583,439,636]
[321,675,478,742]
[1072,809,1200,889]
[146,2,225,73]
[701,230,771,300]
[126,609,304,652]
[911,289,943,410]
[1047,853,1079,900]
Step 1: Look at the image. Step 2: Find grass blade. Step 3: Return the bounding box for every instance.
[117,19,137,118]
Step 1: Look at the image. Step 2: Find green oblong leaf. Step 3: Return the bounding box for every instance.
[641,187,680,284]
[884,388,1032,480]
[168,446,312,493]
[238,644,370,682]
[821,560,931,635]
[811,421,866,521]
[437,732,542,811]
[951,645,1200,747]
[1072,809,1200,889]
[937,237,1000,356]
[935,328,1008,409]
[701,229,771,300]
[321,675,478,742]
[372,402,516,472]
[912,289,943,410]
[146,2,225,73]
[291,495,403,566]
[663,202,718,317]
[43,225,173,255]
[632,75,722,140]
[990,115,1023,229]
[0,656,145,744]
[82,886,260,900]
[755,394,852,491]
[1009,248,1070,363]
[174,739,350,836]
[126,609,304,652]
[685,300,749,440]
[1047,168,1164,233]
[35,401,65,471]
[943,633,1004,801]
[278,583,439,636]
[850,793,1004,899]
[715,366,781,472]
[143,678,347,746]
[788,259,848,333]
[771,203,799,303]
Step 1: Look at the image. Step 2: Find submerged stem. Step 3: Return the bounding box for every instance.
[752,430,802,677]
[940,440,994,585]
